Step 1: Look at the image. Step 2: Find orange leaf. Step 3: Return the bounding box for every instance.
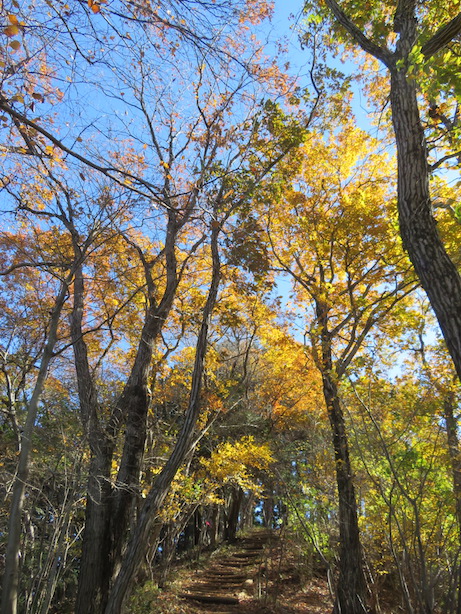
[9,40,21,50]
[7,15,19,25]
[88,0,100,12]
[4,25,19,36]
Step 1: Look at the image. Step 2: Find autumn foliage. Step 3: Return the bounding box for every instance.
[1,1,461,614]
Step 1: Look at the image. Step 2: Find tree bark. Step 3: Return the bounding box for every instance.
[75,452,114,614]
[443,393,461,614]
[389,67,461,382]
[109,211,180,577]
[73,212,180,613]
[323,370,368,614]
[225,487,244,542]
[322,0,461,382]
[444,394,461,530]
[72,258,115,614]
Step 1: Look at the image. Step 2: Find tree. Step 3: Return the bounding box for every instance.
[1,1,309,610]
[343,363,461,614]
[262,123,416,613]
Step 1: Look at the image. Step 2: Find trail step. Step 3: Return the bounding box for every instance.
[180,529,279,611]
[179,593,239,605]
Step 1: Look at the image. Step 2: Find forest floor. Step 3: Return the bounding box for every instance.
[134,528,334,614]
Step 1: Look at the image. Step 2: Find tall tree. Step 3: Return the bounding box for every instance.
[263,124,416,613]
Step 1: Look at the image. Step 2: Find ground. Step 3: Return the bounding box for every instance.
[128,529,334,614]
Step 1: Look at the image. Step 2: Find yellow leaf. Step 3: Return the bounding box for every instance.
[7,15,19,25]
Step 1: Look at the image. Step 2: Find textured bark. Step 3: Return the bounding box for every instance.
[72,259,115,614]
[108,209,181,580]
[73,212,180,613]
[225,487,244,542]
[75,453,113,614]
[389,68,461,382]
[324,371,368,614]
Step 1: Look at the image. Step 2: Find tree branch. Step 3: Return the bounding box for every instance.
[323,0,393,67]
[0,97,166,204]
[421,12,461,59]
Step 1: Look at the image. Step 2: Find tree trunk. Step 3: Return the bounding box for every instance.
[262,492,275,529]
[240,491,255,531]
[323,369,368,614]
[209,505,220,548]
[444,393,461,529]
[315,298,368,614]
[443,393,461,614]
[321,1,461,384]
[389,67,461,382]
[72,258,115,614]
[225,487,244,542]
[74,213,179,613]
[75,450,113,614]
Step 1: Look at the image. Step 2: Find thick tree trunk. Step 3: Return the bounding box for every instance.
[74,214,179,613]
[108,346,159,580]
[322,1,461,384]
[209,505,220,548]
[240,491,255,531]
[72,259,116,614]
[323,369,368,614]
[315,298,368,614]
[75,451,113,614]
[389,68,461,382]
[225,487,244,542]
[108,211,180,579]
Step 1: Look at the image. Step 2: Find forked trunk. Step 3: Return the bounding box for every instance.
[103,223,221,614]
